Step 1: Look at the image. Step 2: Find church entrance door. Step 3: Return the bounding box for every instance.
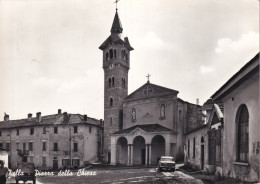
[151,135,165,165]
[133,136,146,165]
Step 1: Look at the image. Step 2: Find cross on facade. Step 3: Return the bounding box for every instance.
[144,86,152,95]
[114,0,120,10]
[146,73,151,82]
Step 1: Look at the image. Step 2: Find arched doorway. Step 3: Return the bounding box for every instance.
[133,136,146,165]
[116,137,128,164]
[151,135,165,165]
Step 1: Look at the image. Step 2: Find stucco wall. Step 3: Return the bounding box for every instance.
[0,124,100,170]
[123,96,177,130]
[221,71,259,182]
[184,127,209,170]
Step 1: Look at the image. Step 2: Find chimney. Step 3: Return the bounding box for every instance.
[58,109,62,115]
[28,113,32,120]
[4,113,9,121]
[36,112,41,122]
[84,115,88,121]
[196,98,199,105]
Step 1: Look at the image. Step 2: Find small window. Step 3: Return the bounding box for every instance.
[89,127,92,133]
[110,98,113,107]
[43,126,46,134]
[42,142,46,151]
[0,143,2,148]
[6,143,10,151]
[29,142,33,151]
[30,128,34,135]
[109,49,113,59]
[109,78,112,87]
[0,131,1,136]
[74,126,78,133]
[122,78,126,88]
[114,49,117,58]
[110,117,112,126]
[54,127,58,134]
[16,129,19,136]
[54,143,58,151]
[112,77,115,87]
[73,143,78,152]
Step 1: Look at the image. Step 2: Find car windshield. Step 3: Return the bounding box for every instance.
[161,157,173,161]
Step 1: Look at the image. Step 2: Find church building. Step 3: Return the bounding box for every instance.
[99,9,204,165]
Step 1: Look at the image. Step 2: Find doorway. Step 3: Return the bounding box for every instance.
[201,145,204,170]
[53,159,58,170]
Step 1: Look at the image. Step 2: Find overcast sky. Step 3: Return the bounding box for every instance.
[0,0,258,120]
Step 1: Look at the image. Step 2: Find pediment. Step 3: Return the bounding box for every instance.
[125,82,178,102]
[130,127,147,135]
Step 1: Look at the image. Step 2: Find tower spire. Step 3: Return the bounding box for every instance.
[111,3,123,34]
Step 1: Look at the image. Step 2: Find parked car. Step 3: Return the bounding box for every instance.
[15,163,36,184]
[158,156,175,172]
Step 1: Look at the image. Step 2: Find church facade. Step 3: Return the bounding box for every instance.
[99,10,204,165]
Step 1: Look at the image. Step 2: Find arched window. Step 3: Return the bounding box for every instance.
[236,104,249,162]
[112,77,115,87]
[105,52,109,61]
[122,78,125,88]
[132,108,136,121]
[109,98,113,107]
[114,49,117,58]
[109,78,112,87]
[109,49,113,59]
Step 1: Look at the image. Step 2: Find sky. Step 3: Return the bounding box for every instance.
[0,0,259,120]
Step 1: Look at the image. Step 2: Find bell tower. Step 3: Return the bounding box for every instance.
[99,9,134,163]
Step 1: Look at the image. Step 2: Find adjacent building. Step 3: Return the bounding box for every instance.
[0,110,103,170]
[184,53,259,183]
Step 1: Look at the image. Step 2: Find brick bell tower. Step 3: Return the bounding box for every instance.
[99,9,134,163]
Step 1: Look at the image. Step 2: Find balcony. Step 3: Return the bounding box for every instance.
[17,150,29,157]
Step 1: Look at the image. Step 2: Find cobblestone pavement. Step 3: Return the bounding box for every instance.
[6,167,205,184]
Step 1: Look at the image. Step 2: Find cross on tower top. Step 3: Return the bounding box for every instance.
[114,0,120,10]
[146,73,151,83]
